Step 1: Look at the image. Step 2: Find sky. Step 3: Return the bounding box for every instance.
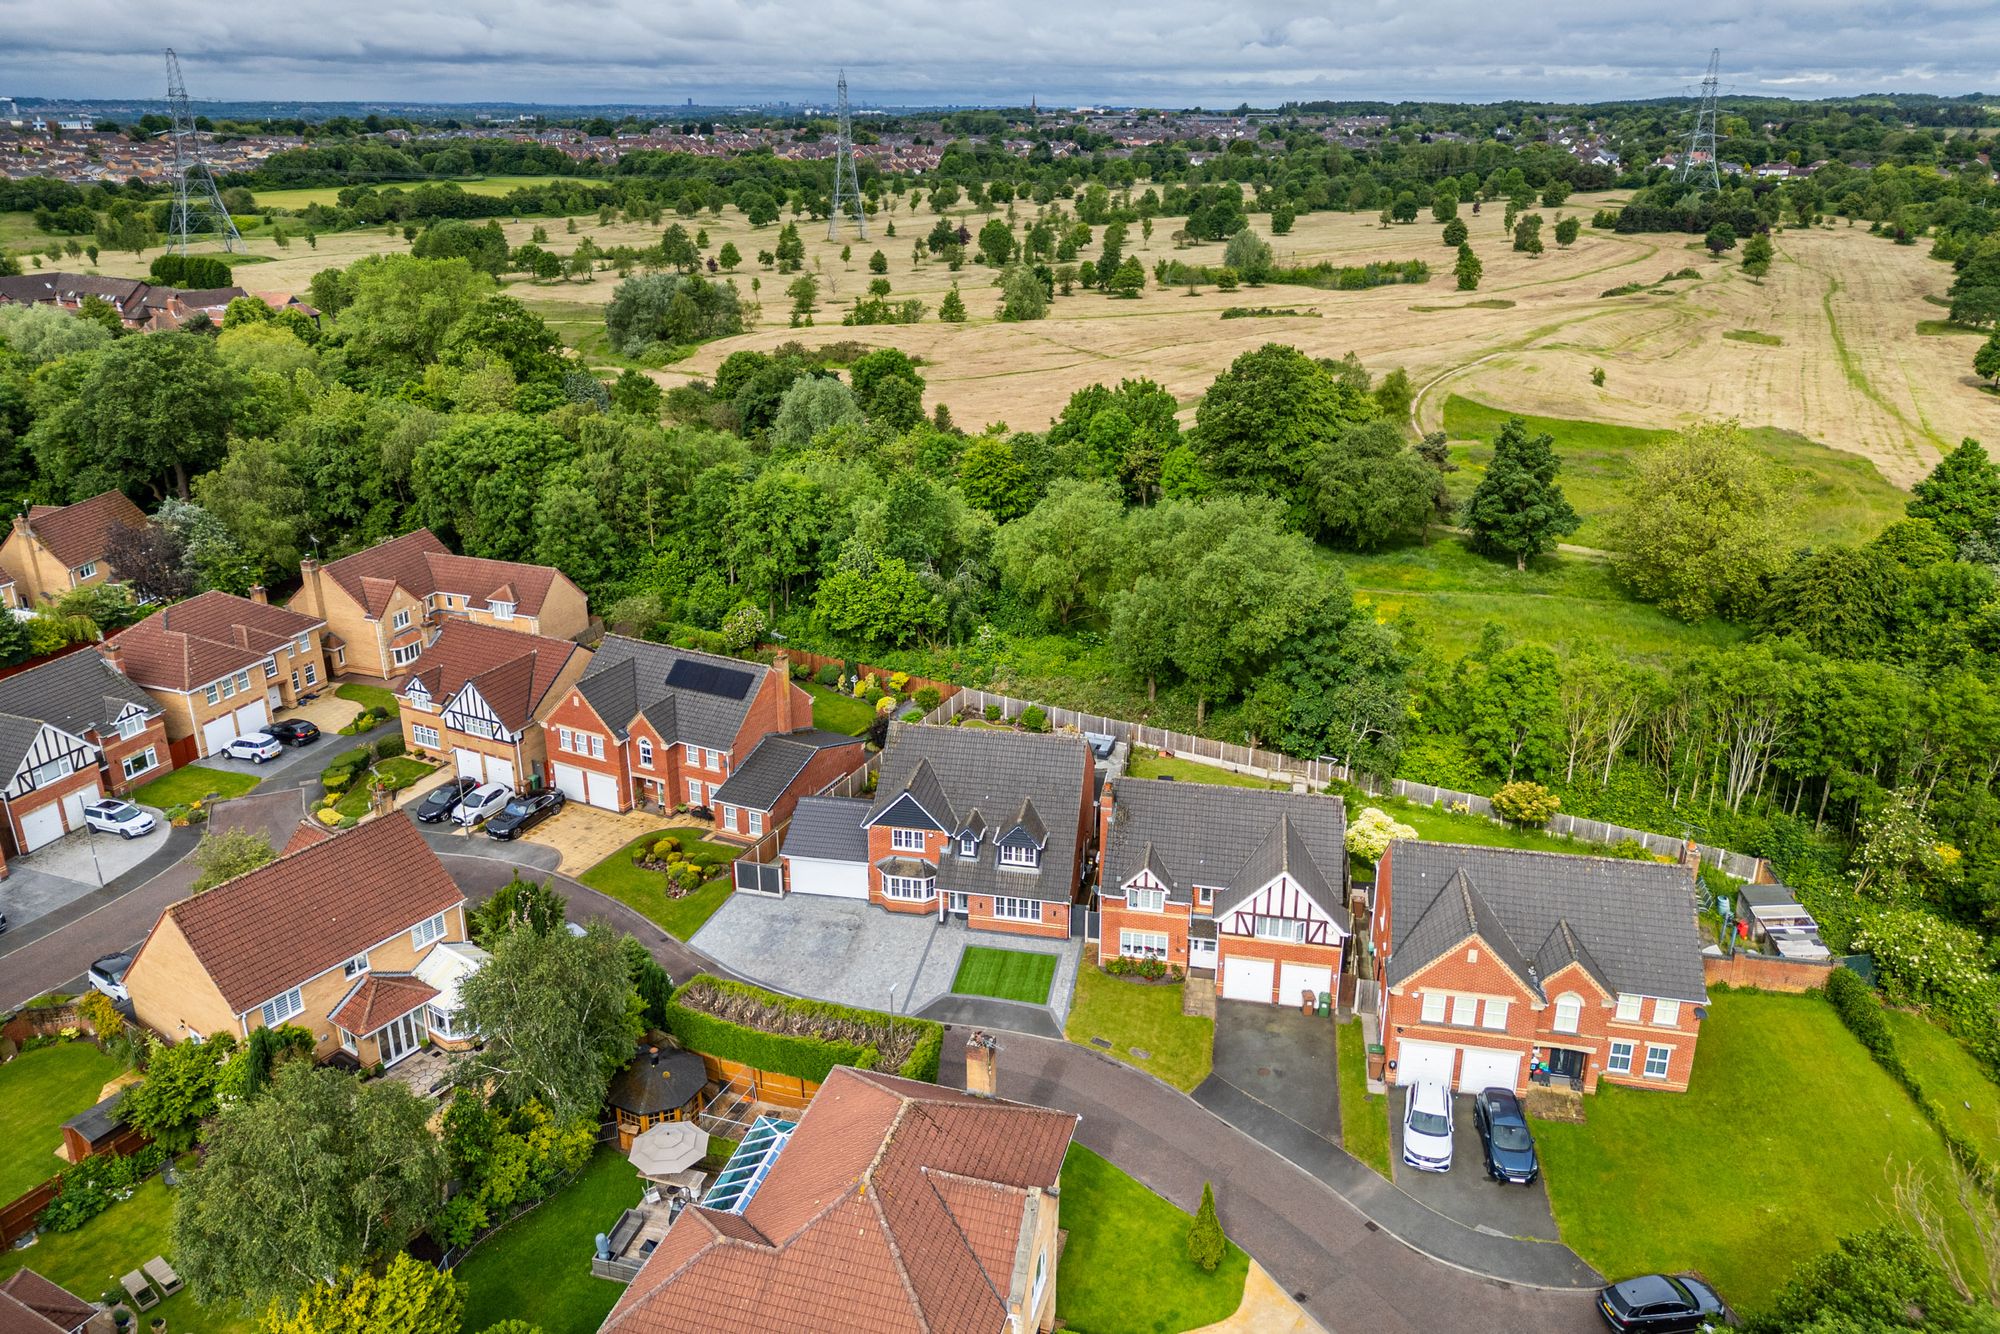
[1,0,1997,107]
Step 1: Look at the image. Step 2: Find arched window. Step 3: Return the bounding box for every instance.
[1554,993,1583,1035]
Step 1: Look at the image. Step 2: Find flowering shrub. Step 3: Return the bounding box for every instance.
[1491,781,1561,826]
[889,671,910,694]
[1104,957,1184,982]
[1855,908,2000,1061]
[1345,807,1418,861]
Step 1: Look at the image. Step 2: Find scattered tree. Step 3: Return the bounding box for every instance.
[1462,418,1580,570]
[188,828,275,893]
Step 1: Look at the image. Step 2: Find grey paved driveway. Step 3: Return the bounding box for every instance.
[1203,999,1339,1139]
[0,808,171,932]
[195,717,400,788]
[1390,1088,1561,1241]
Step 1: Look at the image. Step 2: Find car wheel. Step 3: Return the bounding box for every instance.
[122,829,136,839]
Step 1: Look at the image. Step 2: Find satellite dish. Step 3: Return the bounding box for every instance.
[1693,1006,1707,1021]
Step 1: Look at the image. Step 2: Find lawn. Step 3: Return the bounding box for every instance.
[1882,1007,2000,1164]
[1335,1019,1391,1179]
[802,681,878,737]
[1056,1145,1248,1333]
[0,1042,128,1202]
[456,1146,643,1334]
[252,174,579,211]
[1124,750,1290,790]
[1535,989,1972,1308]
[951,947,1058,1005]
[130,763,259,809]
[335,681,401,718]
[330,756,438,821]
[0,1174,257,1334]
[1063,965,1213,1092]
[1341,788,1609,857]
[579,830,740,939]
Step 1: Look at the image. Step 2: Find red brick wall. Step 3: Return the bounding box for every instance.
[544,690,634,805]
[4,763,106,857]
[867,823,949,911]
[99,717,174,796]
[1704,952,1833,993]
[761,739,866,827]
[1097,896,1192,967]
[967,895,1070,938]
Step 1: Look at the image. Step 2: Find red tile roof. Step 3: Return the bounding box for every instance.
[140,814,463,1015]
[22,490,147,570]
[602,1067,1077,1334]
[402,619,586,732]
[329,972,438,1035]
[320,528,571,620]
[0,1269,94,1334]
[282,821,335,855]
[108,591,323,693]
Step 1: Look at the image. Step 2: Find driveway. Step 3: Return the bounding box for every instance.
[1201,1000,1339,1140]
[195,717,402,788]
[0,808,172,934]
[1389,1088,1561,1241]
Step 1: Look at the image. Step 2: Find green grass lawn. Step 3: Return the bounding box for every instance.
[456,1146,643,1334]
[1124,750,1290,790]
[1056,1145,1248,1334]
[802,681,879,737]
[252,174,578,211]
[335,681,401,717]
[1343,789,1609,857]
[1336,1020,1391,1179]
[1917,319,1987,337]
[1882,1007,2000,1164]
[579,830,740,939]
[0,1042,128,1203]
[0,1174,257,1334]
[1535,990,1972,1308]
[1441,394,1906,550]
[1063,965,1213,1092]
[130,763,259,809]
[952,947,1059,1005]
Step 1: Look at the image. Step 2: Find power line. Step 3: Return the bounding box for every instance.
[827,70,867,242]
[165,48,243,256]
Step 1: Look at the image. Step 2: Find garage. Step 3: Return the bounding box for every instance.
[1394,1039,1455,1087]
[1456,1047,1522,1094]
[201,714,236,756]
[1220,956,1275,1003]
[585,770,619,810]
[784,856,869,899]
[16,800,66,852]
[232,700,269,736]
[455,748,483,782]
[1277,962,1335,1008]
[551,762,587,803]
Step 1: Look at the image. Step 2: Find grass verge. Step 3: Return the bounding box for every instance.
[579,830,739,939]
[1336,1019,1392,1179]
[951,947,1058,1005]
[1063,965,1213,1092]
[130,763,259,809]
[0,1042,128,1202]
[456,1146,643,1334]
[1056,1145,1249,1334]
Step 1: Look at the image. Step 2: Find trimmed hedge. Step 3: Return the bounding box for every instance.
[664,975,943,1085]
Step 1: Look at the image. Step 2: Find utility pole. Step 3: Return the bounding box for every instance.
[165,48,243,255]
[1676,48,1723,193]
[827,71,867,242]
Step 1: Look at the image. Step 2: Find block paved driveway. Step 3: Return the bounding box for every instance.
[1389,1086,1562,1241]
[1200,999,1340,1139]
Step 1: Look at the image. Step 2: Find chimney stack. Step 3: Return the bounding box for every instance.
[99,636,124,676]
[964,1030,999,1097]
[248,584,268,605]
[772,652,794,729]
[297,556,323,615]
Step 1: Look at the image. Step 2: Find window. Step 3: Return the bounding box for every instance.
[120,747,157,780]
[340,1028,356,1054]
[342,954,369,978]
[1450,994,1478,1027]
[393,609,411,631]
[992,897,1041,923]
[259,987,303,1027]
[748,810,763,837]
[999,842,1038,868]
[720,805,737,831]
[461,718,497,741]
[1482,999,1510,1030]
[412,725,441,750]
[891,827,926,852]
[1607,1040,1635,1074]
[1120,929,1169,958]
[30,755,73,787]
[1643,1045,1672,1079]
[959,834,977,857]
[589,734,604,760]
[687,779,702,805]
[220,674,237,699]
[263,657,279,679]
[1553,993,1583,1034]
[76,561,98,581]
[116,713,145,740]
[1652,999,1681,1028]
[1127,885,1165,912]
[556,727,573,752]
[1197,886,1214,906]
[884,875,935,901]
[637,738,654,768]
[685,743,701,764]
[203,683,220,706]
[428,1005,469,1040]
[1421,991,1448,1024]
[303,662,318,686]
[392,642,421,667]
[1252,915,1305,943]
[1615,993,1643,1023]
[491,601,515,621]
[233,671,250,692]
[411,913,447,949]
[945,891,969,914]
[1032,1251,1049,1313]
[295,634,310,654]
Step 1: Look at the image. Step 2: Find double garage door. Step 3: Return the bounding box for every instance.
[785,855,869,899]
[1219,957,1336,1006]
[1396,1039,1522,1093]
[18,785,99,853]
[198,700,271,756]
[456,749,515,792]
[550,762,620,811]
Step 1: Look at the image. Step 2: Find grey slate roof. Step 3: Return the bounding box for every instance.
[1101,779,1349,924]
[864,724,1090,904]
[779,796,873,863]
[0,649,157,775]
[1391,868,1539,995]
[574,637,767,750]
[710,728,862,813]
[1383,842,1708,1004]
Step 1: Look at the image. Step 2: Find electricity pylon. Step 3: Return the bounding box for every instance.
[165,48,243,254]
[1676,48,1723,193]
[827,71,867,242]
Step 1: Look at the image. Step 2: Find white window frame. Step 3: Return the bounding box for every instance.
[891,827,926,852]
[748,809,763,837]
[589,734,604,760]
[959,833,977,857]
[30,754,73,786]
[220,674,238,699]
[1420,991,1448,1024]
[686,779,702,805]
[392,609,412,631]
[412,724,441,750]
[1450,994,1478,1027]
[295,634,310,654]
[637,738,653,768]
[120,747,158,780]
[1615,993,1643,1023]
[992,896,1041,923]
[945,890,969,913]
[263,657,279,679]
[1252,915,1305,944]
[392,642,421,667]
[1553,993,1583,1035]
[259,987,303,1027]
[1127,885,1165,912]
[1032,1251,1049,1313]
[1652,999,1681,1028]
[685,743,700,764]
[1481,998,1510,1030]
[491,601,515,621]
[1643,1044,1672,1079]
[720,804,737,831]
[203,683,220,706]
[884,874,936,901]
[999,842,1038,868]
[76,561,98,581]
[340,1028,356,1054]
[303,662,318,686]
[705,748,721,770]
[557,726,573,753]
[342,953,369,979]
[116,714,145,740]
[233,670,250,692]
[411,912,447,949]
[1120,929,1170,959]
[1607,1040,1635,1074]
[1197,885,1214,906]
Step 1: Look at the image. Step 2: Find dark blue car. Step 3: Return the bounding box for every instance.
[1472,1087,1539,1184]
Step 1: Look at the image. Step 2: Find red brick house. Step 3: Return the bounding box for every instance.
[398,619,592,794]
[0,647,172,857]
[1096,778,1349,1006]
[1372,842,1708,1096]
[540,638,815,816]
[707,727,867,842]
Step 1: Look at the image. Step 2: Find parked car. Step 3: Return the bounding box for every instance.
[87,952,134,1002]
[485,789,565,840]
[414,776,481,824]
[82,799,157,839]
[266,719,321,746]
[1472,1087,1540,1184]
[220,733,282,763]
[1401,1081,1455,1172]
[452,782,513,827]
[1597,1274,1728,1332]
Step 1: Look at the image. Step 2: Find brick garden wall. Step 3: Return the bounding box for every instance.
[1704,951,1834,993]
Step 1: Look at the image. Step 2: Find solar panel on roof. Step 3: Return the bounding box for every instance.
[664,657,756,700]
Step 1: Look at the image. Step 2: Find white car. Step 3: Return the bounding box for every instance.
[452,781,513,826]
[87,952,134,1003]
[83,799,157,839]
[1402,1081,1456,1173]
[220,732,282,763]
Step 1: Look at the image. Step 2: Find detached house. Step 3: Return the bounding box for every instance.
[106,589,329,763]
[1097,779,1349,1007]
[0,490,147,607]
[288,528,589,680]
[0,648,171,856]
[1372,842,1708,1095]
[541,638,817,817]
[125,815,474,1068]
[708,727,866,842]
[398,619,593,794]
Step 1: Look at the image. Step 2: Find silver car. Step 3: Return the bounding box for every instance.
[452,781,513,826]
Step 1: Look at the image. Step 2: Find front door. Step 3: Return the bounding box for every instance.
[379,1009,423,1067]
[1537,1047,1586,1088]
[267,686,282,711]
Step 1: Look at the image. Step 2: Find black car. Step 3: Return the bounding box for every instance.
[414,776,481,824]
[1472,1087,1540,1184]
[1598,1274,1728,1332]
[266,719,321,746]
[485,789,565,840]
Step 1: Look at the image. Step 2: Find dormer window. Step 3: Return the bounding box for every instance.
[492,601,515,621]
[1128,885,1165,911]
[999,843,1038,868]
[892,828,926,852]
[959,833,976,858]
[116,714,145,740]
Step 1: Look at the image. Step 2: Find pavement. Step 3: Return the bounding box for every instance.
[1389,1088,1562,1242]
[1188,1262,1326,1334]
[418,822,563,873]
[1202,999,1339,1139]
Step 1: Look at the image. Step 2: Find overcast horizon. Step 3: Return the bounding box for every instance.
[1,0,1997,108]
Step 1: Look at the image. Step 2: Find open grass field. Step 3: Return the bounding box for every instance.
[1535,989,1974,1309]
[248,174,581,211]
[456,1146,642,1334]
[1063,964,1213,1091]
[1056,1145,1249,1334]
[1881,1006,2000,1164]
[0,1041,127,1203]
[951,946,1058,1004]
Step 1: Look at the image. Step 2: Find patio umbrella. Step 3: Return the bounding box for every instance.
[629,1121,709,1179]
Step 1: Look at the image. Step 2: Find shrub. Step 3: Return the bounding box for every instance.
[39,1145,169,1233]
[888,671,910,693]
[914,685,942,714]
[1345,807,1418,861]
[664,975,942,1083]
[375,736,406,760]
[984,704,1002,723]
[1491,781,1560,826]
[1187,1182,1225,1272]
[1018,705,1049,733]
[1824,967,1898,1066]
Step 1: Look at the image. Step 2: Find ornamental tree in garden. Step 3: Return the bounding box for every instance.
[1345,807,1418,861]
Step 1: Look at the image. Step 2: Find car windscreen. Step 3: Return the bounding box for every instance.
[502,801,532,816]
[105,806,140,821]
[1407,1109,1450,1137]
[1489,1122,1533,1151]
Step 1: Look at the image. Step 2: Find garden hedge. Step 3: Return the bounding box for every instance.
[664,975,942,1085]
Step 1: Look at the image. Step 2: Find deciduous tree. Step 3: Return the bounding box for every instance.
[1608,422,1789,620]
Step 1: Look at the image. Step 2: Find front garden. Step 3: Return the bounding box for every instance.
[665,974,943,1083]
[1063,965,1213,1092]
[333,681,400,735]
[1056,1145,1248,1333]
[951,947,1058,1005]
[1334,1019,1391,1179]
[579,829,740,939]
[453,1146,642,1334]
[131,763,260,819]
[0,1039,128,1202]
[315,739,435,827]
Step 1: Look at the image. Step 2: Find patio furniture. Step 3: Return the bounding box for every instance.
[143,1256,183,1296]
[120,1271,159,1311]
[629,1121,709,1180]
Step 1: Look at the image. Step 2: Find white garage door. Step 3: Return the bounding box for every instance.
[233,700,269,735]
[201,714,237,756]
[455,749,484,782]
[551,763,587,803]
[486,757,515,792]
[61,786,96,830]
[1220,956,1275,1003]
[1278,963,1335,1008]
[584,770,620,811]
[785,856,869,899]
[17,800,66,852]
[1395,1040,1455,1087]
[1456,1047,1522,1094]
